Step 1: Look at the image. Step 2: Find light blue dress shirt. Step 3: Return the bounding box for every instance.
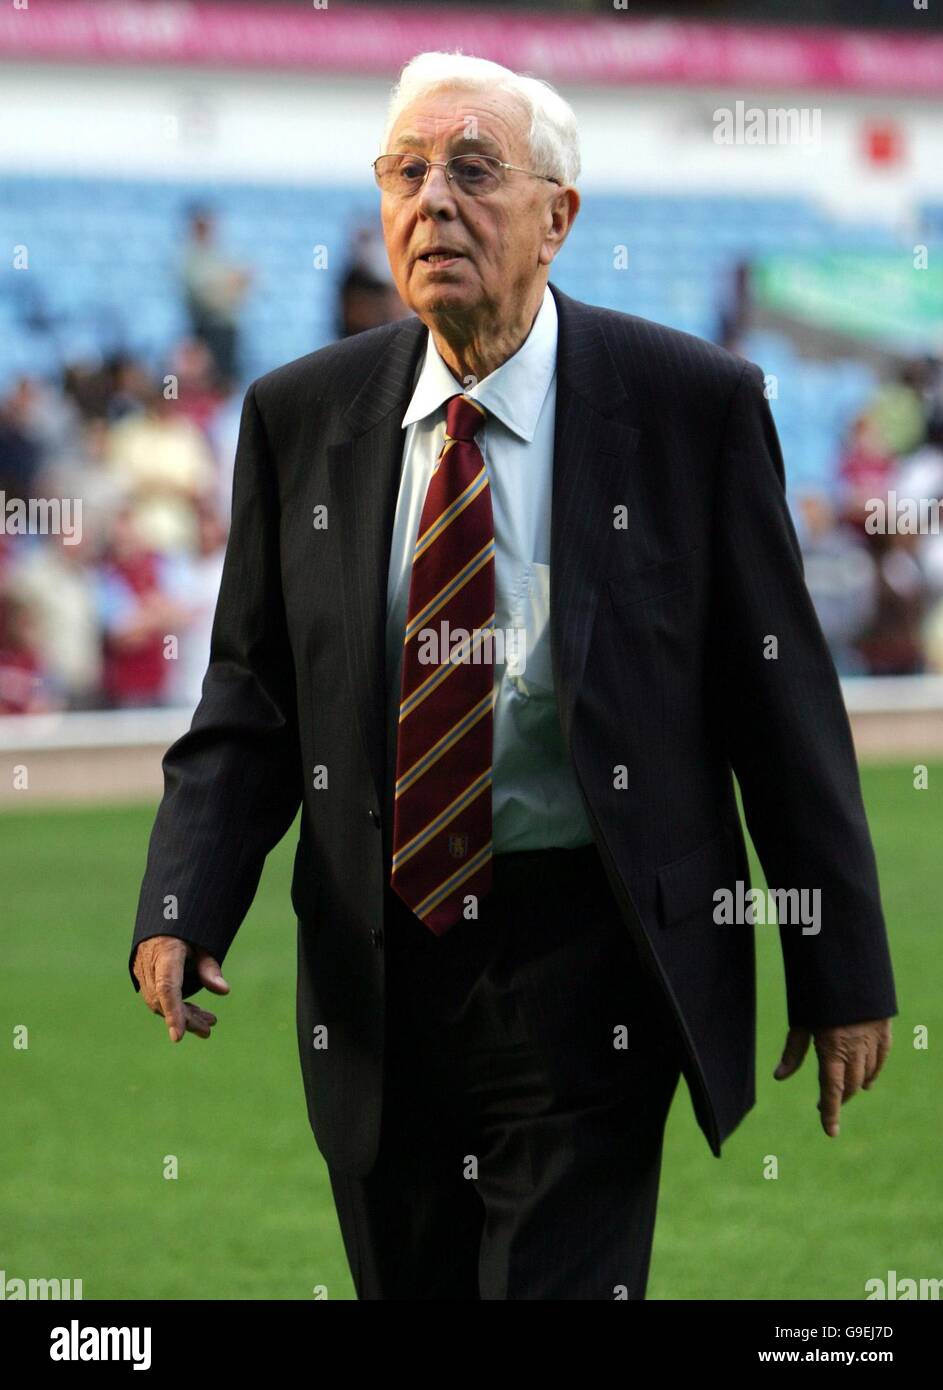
[385,284,595,853]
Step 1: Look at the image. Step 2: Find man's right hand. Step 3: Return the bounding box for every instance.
[132,937,230,1044]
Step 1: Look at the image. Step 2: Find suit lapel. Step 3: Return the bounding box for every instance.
[548,283,641,753]
[328,315,426,807]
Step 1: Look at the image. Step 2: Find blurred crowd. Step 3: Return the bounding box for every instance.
[0,211,407,716]
[0,343,234,715]
[797,359,943,677]
[0,206,940,717]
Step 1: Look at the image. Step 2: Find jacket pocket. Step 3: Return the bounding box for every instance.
[656,825,738,929]
[607,546,699,608]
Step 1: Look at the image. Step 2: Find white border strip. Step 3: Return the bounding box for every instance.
[841,675,943,713]
[0,707,193,752]
[1,676,942,753]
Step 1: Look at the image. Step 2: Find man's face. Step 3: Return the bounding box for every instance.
[379,86,562,330]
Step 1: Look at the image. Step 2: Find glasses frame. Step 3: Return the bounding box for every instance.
[372,152,562,195]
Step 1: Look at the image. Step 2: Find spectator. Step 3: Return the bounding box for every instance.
[853,529,928,676]
[63,358,116,422]
[95,505,189,709]
[838,413,896,528]
[926,598,943,674]
[336,225,410,338]
[0,399,42,500]
[716,259,751,355]
[896,415,943,673]
[797,491,878,674]
[162,499,228,710]
[181,206,252,389]
[103,384,217,553]
[0,593,49,715]
[868,362,928,459]
[167,338,228,434]
[205,389,243,529]
[896,415,943,595]
[103,353,154,424]
[8,526,104,711]
[3,374,79,468]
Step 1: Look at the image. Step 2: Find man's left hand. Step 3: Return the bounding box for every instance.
[773,1019,892,1137]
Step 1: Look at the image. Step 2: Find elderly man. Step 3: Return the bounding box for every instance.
[129,52,897,1300]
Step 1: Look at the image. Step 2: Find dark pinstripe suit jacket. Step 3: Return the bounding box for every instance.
[129,280,897,1174]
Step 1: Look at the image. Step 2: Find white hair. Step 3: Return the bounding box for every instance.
[381,51,581,186]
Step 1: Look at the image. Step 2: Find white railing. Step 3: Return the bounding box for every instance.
[1,677,942,753]
[0,707,193,752]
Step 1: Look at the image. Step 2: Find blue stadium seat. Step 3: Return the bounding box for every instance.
[0,176,910,491]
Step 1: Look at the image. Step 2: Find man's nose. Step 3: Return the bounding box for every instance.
[416,163,457,216]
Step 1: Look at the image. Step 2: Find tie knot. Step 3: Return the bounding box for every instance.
[445,393,486,443]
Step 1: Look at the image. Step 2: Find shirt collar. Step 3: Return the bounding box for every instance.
[401,283,557,443]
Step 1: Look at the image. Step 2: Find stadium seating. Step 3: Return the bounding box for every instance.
[3,175,932,491]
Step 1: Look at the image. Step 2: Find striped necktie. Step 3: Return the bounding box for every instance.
[390,392,495,933]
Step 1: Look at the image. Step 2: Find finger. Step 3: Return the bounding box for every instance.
[842,1048,868,1103]
[867,1029,892,1087]
[138,939,181,1014]
[774,1026,811,1079]
[862,1035,880,1089]
[188,1004,218,1025]
[134,943,157,1008]
[817,1059,844,1137]
[193,951,230,996]
[155,961,187,1043]
[184,1004,218,1032]
[131,942,147,993]
[183,1003,216,1040]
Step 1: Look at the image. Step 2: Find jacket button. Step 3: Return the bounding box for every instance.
[371,927,384,949]
[369,808,381,827]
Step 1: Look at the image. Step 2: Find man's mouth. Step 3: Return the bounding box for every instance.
[418,251,464,265]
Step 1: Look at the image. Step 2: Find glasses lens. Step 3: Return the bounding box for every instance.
[374,154,503,195]
[450,155,501,193]
[375,155,428,192]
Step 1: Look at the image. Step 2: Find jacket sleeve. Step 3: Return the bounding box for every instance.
[711,360,898,1029]
[127,381,303,999]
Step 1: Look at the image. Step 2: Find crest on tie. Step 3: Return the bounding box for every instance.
[448,832,470,859]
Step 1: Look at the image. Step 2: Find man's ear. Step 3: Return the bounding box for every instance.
[541,186,579,264]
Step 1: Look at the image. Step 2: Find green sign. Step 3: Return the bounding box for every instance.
[753,254,943,352]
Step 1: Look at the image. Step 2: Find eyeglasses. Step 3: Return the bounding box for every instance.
[373,153,561,197]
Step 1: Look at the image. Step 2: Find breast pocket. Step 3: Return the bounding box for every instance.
[607,547,699,609]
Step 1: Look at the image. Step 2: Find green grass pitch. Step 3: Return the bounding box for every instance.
[1,763,937,1300]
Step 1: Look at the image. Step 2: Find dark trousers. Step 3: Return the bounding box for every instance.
[328,843,684,1300]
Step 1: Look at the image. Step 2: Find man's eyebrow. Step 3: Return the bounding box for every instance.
[390,131,504,155]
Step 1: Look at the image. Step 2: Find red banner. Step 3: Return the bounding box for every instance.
[0,2,941,94]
